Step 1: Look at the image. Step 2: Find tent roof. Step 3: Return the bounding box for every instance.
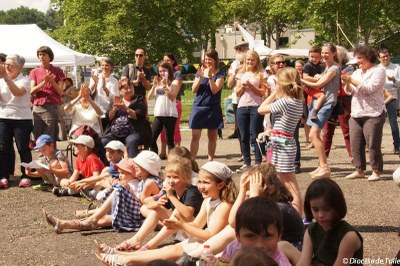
[0,24,95,67]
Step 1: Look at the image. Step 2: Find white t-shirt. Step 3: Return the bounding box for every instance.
[89,74,119,114]
[66,102,102,136]
[0,73,32,120]
[379,62,400,100]
[153,85,178,117]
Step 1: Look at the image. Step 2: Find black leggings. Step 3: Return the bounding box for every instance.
[150,116,177,154]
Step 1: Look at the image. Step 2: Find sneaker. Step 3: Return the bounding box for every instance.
[236,164,249,173]
[0,178,8,188]
[227,133,238,139]
[80,189,96,201]
[367,173,381,181]
[52,187,70,197]
[32,182,53,191]
[345,171,365,179]
[394,149,400,155]
[19,178,32,187]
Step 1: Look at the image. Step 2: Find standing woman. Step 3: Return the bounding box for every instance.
[301,43,341,179]
[0,54,33,188]
[189,50,224,161]
[342,45,386,181]
[235,50,266,171]
[30,46,65,142]
[147,61,179,154]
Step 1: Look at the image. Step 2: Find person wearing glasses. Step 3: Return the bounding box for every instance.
[378,47,400,154]
[121,48,152,97]
[301,43,341,179]
[0,54,33,188]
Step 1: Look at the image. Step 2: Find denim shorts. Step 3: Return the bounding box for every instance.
[306,100,334,129]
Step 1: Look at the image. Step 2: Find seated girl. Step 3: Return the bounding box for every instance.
[97,156,202,252]
[95,161,238,266]
[43,151,163,233]
[297,178,363,265]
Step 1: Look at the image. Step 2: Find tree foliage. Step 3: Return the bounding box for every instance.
[0,6,52,29]
[51,0,217,65]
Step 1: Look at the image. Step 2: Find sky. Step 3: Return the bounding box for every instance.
[0,0,50,13]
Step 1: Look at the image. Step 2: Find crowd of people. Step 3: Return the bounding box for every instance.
[0,42,399,265]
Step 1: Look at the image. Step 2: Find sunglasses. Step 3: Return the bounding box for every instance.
[273,61,285,65]
[135,54,144,58]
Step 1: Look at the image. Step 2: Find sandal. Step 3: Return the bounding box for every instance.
[74,202,97,219]
[43,209,63,234]
[115,240,141,251]
[94,240,116,254]
[95,252,126,266]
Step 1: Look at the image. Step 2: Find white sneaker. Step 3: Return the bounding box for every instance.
[236,164,249,173]
[367,173,381,181]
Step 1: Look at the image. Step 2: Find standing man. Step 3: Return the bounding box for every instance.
[378,47,400,154]
[121,48,151,97]
[30,46,65,142]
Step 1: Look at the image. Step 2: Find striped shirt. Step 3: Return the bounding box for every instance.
[270,98,303,135]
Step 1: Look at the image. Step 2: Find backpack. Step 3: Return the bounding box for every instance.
[110,110,133,138]
[128,64,137,81]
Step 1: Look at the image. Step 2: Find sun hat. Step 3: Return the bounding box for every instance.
[201,161,233,181]
[105,140,125,152]
[114,158,136,175]
[33,134,54,150]
[70,135,95,149]
[133,150,161,177]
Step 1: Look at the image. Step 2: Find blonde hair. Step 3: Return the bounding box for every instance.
[268,54,285,75]
[199,169,238,204]
[165,157,192,184]
[276,67,304,100]
[240,50,263,74]
[168,146,199,173]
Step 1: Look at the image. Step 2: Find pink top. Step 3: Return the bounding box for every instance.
[237,71,263,108]
[272,247,291,266]
[29,64,65,106]
[349,66,386,118]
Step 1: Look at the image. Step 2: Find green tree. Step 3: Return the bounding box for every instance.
[0,6,50,29]
[52,0,216,65]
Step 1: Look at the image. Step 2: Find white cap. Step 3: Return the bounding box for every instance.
[105,140,125,152]
[70,135,95,149]
[133,150,161,177]
[201,161,233,181]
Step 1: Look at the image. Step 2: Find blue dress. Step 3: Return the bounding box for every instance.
[189,71,224,129]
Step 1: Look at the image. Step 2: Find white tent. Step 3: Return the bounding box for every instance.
[236,24,273,57]
[0,24,95,67]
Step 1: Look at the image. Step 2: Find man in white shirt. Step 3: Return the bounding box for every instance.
[378,47,400,153]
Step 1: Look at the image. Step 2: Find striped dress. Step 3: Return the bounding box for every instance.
[270,98,303,172]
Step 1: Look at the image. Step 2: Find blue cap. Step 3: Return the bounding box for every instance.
[33,134,54,150]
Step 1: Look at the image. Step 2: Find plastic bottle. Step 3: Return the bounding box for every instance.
[199,245,218,266]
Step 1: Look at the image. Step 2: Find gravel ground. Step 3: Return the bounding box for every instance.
[0,122,399,266]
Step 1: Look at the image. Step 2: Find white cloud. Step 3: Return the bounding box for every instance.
[0,0,50,13]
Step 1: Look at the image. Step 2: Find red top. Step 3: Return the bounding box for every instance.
[75,153,105,178]
[29,64,65,105]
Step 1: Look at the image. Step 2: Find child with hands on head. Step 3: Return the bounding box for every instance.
[297,179,363,266]
[95,161,238,266]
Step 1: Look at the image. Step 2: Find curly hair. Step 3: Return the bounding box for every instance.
[354,45,378,63]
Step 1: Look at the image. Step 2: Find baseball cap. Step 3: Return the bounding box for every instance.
[114,158,136,175]
[70,135,95,149]
[105,140,125,152]
[133,150,161,177]
[33,134,54,150]
[201,161,233,181]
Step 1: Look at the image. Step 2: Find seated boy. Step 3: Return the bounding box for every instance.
[303,46,326,121]
[55,135,105,196]
[78,140,125,201]
[25,134,72,191]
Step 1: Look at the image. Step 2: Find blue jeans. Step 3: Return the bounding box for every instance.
[386,99,400,150]
[237,106,265,165]
[0,119,33,179]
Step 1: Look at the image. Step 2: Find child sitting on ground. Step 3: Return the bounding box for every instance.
[297,179,363,265]
[25,134,72,191]
[55,134,105,196]
[234,197,300,265]
[74,140,125,202]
